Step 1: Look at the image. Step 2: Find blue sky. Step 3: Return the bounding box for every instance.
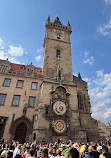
[0,0,111,123]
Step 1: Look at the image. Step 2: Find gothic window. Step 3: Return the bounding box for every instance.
[12,95,20,106]
[3,78,11,87]
[35,115,38,121]
[27,69,33,76]
[31,82,37,90]
[0,94,6,105]
[77,93,82,109]
[16,80,24,88]
[56,50,60,58]
[45,106,49,114]
[28,96,35,107]
[0,65,8,72]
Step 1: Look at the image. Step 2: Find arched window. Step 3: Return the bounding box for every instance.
[77,93,82,109]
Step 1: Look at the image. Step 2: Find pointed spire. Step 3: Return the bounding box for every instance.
[54,16,62,25]
[46,15,50,22]
[68,20,71,26]
[78,72,82,79]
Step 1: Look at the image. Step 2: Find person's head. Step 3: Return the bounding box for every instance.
[7,151,13,158]
[48,148,53,155]
[17,144,21,150]
[69,148,79,158]
[30,148,36,157]
[84,149,89,156]
[56,149,61,156]
[102,146,108,153]
[41,148,48,158]
[92,145,97,151]
[26,146,30,153]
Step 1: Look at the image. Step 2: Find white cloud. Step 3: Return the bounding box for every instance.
[84,51,90,58]
[8,45,24,56]
[104,0,111,5]
[37,48,43,53]
[87,70,111,123]
[35,55,41,61]
[8,57,20,64]
[0,51,8,60]
[97,18,111,36]
[83,51,94,66]
[0,38,4,49]
[0,51,21,64]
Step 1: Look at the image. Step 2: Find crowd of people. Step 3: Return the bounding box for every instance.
[0,139,111,158]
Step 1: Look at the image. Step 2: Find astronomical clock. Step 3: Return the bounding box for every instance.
[45,86,70,135]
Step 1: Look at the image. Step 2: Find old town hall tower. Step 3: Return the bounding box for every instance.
[0,16,100,143]
[33,16,99,143]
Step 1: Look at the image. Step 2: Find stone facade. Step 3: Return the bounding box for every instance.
[97,121,111,141]
[0,16,103,143]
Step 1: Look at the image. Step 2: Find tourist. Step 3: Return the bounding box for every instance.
[13,144,22,158]
[41,148,48,158]
[99,146,111,158]
[89,145,100,158]
[69,148,79,158]
[22,146,30,158]
[84,149,93,158]
[28,148,36,158]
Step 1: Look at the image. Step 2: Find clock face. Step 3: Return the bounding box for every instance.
[54,120,66,134]
[53,101,66,115]
[55,31,62,39]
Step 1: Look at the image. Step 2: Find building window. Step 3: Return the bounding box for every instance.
[61,94,64,98]
[27,69,33,76]
[35,115,38,122]
[56,50,60,58]
[3,78,11,87]
[0,65,8,72]
[0,94,6,105]
[28,96,35,107]
[31,82,37,90]
[16,80,24,88]
[12,95,20,106]
[19,66,25,70]
[77,94,82,109]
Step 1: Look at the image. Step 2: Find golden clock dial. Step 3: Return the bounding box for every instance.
[54,120,66,134]
[53,101,66,115]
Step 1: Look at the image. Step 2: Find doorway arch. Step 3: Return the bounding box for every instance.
[10,116,32,143]
[14,122,27,143]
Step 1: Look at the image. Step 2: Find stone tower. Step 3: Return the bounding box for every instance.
[42,16,73,81]
[33,16,99,143]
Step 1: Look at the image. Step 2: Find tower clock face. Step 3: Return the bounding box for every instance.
[54,120,66,134]
[53,101,66,115]
[55,31,63,39]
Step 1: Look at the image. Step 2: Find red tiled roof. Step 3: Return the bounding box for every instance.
[0,59,42,75]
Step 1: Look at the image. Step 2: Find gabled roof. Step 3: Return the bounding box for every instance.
[0,59,42,75]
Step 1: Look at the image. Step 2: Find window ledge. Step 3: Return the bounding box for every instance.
[11,105,19,107]
[16,87,23,89]
[28,106,35,108]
